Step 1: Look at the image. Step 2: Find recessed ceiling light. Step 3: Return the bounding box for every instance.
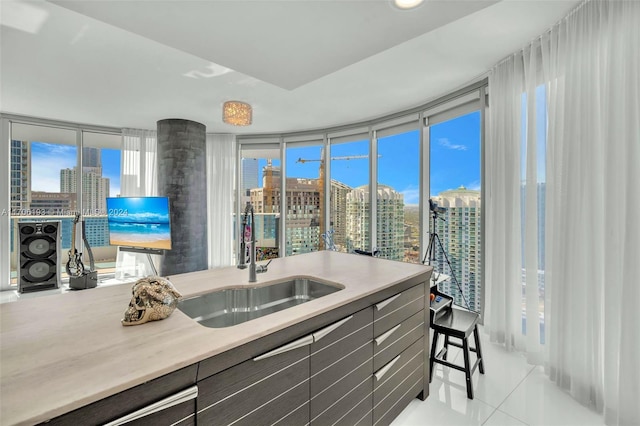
[393,0,424,10]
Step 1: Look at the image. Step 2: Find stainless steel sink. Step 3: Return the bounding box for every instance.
[177,277,343,328]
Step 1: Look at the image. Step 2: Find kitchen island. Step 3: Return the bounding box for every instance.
[0,251,432,426]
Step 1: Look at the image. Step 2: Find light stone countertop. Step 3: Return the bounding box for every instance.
[0,251,432,426]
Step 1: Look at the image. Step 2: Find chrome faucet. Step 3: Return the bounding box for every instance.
[240,202,270,282]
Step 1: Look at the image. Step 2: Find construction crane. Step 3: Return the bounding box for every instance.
[296,154,371,163]
[296,151,379,250]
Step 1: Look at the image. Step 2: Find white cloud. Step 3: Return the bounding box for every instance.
[466,180,481,191]
[400,185,420,205]
[31,143,76,192]
[438,138,467,151]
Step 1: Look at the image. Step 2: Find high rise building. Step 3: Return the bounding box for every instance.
[346,185,405,260]
[250,166,321,256]
[82,147,102,174]
[60,167,110,213]
[10,140,30,212]
[60,168,72,193]
[429,186,482,312]
[329,179,351,250]
[241,158,259,197]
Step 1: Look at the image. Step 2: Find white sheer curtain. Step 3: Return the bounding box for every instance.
[118,128,158,277]
[121,128,157,197]
[486,1,640,424]
[206,134,236,268]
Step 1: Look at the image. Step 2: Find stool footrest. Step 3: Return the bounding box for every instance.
[447,340,463,349]
[444,338,479,354]
[432,357,466,373]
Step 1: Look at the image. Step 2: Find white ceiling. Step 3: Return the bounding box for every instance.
[0,0,580,134]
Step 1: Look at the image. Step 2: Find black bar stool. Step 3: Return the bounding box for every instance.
[430,307,485,399]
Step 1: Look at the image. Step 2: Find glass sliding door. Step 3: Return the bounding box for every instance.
[377,128,420,263]
[428,110,482,312]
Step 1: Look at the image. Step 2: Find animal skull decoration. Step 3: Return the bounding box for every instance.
[122,276,182,326]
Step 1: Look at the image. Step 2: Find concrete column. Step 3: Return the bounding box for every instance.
[157,119,207,275]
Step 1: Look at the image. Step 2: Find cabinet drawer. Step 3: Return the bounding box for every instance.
[373,310,424,371]
[373,352,424,426]
[373,284,424,336]
[310,316,373,377]
[310,342,372,418]
[335,392,373,426]
[198,340,308,399]
[272,401,309,426]
[197,345,309,426]
[42,365,198,426]
[310,375,373,426]
[123,400,195,426]
[373,338,424,408]
[374,378,423,426]
[223,385,308,426]
[311,306,373,353]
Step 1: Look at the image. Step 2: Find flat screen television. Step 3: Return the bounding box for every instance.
[106,197,172,251]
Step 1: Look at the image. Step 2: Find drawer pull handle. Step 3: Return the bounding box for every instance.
[375,355,401,381]
[313,315,353,342]
[375,324,402,346]
[104,385,198,425]
[376,293,401,311]
[253,334,314,361]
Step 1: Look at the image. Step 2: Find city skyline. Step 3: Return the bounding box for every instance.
[253,111,481,201]
[11,115,483,295]
[27,110,480,201]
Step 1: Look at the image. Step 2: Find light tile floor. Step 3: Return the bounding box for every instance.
[392,328,605,426]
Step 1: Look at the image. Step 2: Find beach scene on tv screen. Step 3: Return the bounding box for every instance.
[107,197,172,250]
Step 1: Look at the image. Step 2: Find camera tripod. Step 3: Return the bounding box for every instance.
[422,206,472,312]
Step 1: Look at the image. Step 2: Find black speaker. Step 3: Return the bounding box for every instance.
[18,221,60,293]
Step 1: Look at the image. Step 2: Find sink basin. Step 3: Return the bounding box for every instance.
[177,277,343,328]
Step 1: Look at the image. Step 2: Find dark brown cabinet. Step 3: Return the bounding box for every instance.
[195,281,428,426]
[41,365,198,426]
[309,307,374,426]
[372,283,427,426]
[43,280,429,426]
[196,336,311,426]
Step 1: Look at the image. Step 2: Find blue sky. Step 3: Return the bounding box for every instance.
[430,111,481,196]
[30,111,480,203]
[31,143,121,195]
[256,111,481,205]
[30,143,77,192]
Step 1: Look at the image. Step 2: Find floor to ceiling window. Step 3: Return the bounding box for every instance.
[240,143,281,262]
[328,132,369,254]
[377,125,420,263]
[8,124,78,288]
[284,140,324,256]
[232,83,486,316]
[427,104,483,313]
[3,121,124,291]
[81,131,121,279]
[520,84,547,343]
